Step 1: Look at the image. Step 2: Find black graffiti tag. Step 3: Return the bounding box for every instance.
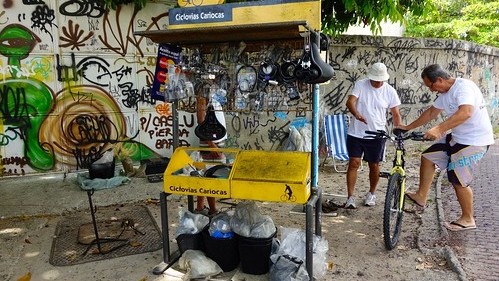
[59,0,106,18]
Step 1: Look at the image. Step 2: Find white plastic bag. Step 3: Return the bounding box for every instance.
[175,208,209,237]
[178,250,223,280]
[271,227,329,280]
[93,149,114,165]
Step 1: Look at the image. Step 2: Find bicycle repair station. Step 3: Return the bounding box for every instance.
[135,0,333,279]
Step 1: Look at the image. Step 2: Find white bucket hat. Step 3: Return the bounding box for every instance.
[367,62,389,81]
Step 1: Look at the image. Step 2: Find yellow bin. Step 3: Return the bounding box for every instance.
[163,147,238,198]
[230,150,311,204]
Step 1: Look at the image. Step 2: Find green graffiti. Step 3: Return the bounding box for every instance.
[0,24,41,77]
[0,24,55,171]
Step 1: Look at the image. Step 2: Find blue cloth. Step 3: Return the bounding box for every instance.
[77,173,131,191]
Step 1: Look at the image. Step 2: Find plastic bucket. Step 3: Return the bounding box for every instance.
[237,230,277,275]
[176,232,203,254]
[202,228,239,272]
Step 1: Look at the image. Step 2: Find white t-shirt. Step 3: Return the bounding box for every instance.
[434,78,494,146]
[347,79,401,138]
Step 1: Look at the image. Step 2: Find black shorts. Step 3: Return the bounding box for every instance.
[346,135,386,163]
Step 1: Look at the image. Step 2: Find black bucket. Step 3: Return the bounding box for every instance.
[176,232,203,254]
[89,159,115,179]
[237,230,277,275]
[201,228,239,272]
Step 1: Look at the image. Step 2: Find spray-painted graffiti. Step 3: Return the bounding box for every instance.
[0,2,497,177]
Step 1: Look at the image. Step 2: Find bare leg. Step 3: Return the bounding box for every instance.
[207,197,217,214]
[346,157,362,197]
[196,196,205,211]
[453,184,475,226]
[368,162,380,193]
[406,155,436,206]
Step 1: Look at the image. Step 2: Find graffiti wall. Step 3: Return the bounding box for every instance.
[0,1,497,177]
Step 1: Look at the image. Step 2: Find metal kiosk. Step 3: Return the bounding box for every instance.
[135,21,323,280]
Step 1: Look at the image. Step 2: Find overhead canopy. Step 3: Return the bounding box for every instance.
[134,21,309,49]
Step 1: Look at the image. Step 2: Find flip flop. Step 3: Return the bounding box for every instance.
[321,199,339,213]
[445,221,477,232]
[405,193,425,208]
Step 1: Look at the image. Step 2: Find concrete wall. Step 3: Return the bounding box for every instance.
[0,1,498,177]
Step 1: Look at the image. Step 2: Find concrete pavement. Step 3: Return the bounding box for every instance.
[0,144,497,280]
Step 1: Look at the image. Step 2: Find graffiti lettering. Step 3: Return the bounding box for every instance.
[76,56,112,86]
[0,65,36,80]
[88,18,100,31]
[73,146,101,169]
[56,54,79,82]
[31,4,57,41]
[0,85,31,123]
[66,114,119,145]
[59,0,106,18]
[113,65,133,82]
[155,139,190,150]
[2,156,30,167]
[2,167,26,176]
[140,114,194,132]
[23,0,44,4]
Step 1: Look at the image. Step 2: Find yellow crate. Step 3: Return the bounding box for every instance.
[230,150,311,204]
[163,147,239,198]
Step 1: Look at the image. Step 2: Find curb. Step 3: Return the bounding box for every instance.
[433,171,468,281]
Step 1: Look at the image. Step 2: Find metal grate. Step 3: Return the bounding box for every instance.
[50,204,162,266]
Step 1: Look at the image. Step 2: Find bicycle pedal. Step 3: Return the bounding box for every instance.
[379,172,390,178]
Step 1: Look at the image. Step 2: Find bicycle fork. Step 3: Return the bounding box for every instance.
[390,149,406,211]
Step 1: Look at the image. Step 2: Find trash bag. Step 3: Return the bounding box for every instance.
[178,250,223,280]
[208,212,234,239]
[270,227,329,280]
[93,149,114,165]
[269,254,309,281]
[175,209,209,237]
[230,201,276,238]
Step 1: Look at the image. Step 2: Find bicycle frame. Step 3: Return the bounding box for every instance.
[388,143,406,212]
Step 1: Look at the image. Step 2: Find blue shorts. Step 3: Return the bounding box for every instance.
[346,135,386,163]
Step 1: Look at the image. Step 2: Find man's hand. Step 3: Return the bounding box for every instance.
[355,114,367,124]
[424,127,444,141]
[395,124,410,131]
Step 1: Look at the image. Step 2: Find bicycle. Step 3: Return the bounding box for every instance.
[365,129,425,250]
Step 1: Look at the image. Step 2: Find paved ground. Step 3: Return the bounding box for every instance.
[0,143,497,281]
[440,144,499,281]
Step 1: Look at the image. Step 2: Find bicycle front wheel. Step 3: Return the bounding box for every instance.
[383,172,404,250]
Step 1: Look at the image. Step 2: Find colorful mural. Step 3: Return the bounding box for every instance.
[0,0,497,177]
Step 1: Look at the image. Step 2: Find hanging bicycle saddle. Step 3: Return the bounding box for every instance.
[195,105,226,141]
[294,31,334,84]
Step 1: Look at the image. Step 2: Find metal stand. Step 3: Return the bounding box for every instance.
[83,189,129,255]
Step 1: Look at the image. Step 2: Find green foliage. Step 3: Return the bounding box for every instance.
[103,0,148,10]
[404,0,499,48]
[321,0,428,36]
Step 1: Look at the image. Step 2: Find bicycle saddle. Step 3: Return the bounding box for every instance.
[294,31,334,84]
[195,105,226,141]
[393,128,408,137]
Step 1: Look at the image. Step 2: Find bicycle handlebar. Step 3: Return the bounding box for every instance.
[365,129,426,141]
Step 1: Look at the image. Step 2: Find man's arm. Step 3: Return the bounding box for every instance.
[397,105,442,131]
[346,95,367,124]
[390,106,402,127]
[426,104,473,140]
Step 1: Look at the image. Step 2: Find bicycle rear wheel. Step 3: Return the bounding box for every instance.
[383,172,404,250]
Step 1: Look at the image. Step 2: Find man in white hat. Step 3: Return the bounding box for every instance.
[343,62,402,208]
